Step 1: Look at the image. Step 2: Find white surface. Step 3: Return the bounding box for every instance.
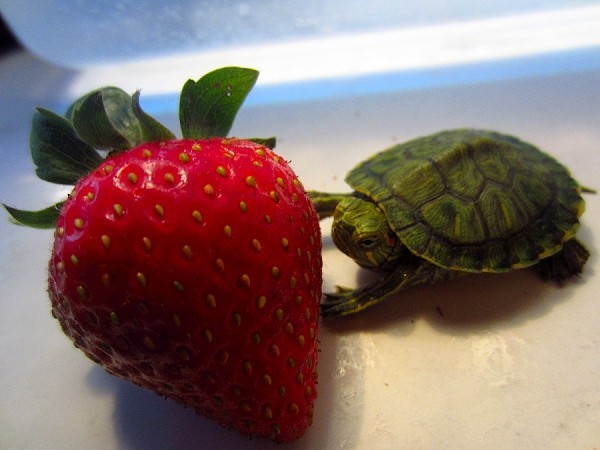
[1,49,599,449]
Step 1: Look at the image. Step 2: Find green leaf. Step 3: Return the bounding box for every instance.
[3,201,64,229]
[65,94,85,121]
[247,137,277,149]
[70,87,142,150]
[179,67,259,139]
[31,108,104,185]
[131,91,176,142]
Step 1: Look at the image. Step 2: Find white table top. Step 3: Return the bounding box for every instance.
[1,48,599,449]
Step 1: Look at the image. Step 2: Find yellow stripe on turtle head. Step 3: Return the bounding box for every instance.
[366,251,378,266]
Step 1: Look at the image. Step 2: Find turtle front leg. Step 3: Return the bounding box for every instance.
[321,261,459,318]
[307,191,353,220]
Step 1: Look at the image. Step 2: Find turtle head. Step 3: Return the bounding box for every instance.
[332,197,402,271]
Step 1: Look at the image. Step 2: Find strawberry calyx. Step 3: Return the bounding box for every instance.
[4,67,269,228]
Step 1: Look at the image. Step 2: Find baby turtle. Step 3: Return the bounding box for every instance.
[310,129,592,317]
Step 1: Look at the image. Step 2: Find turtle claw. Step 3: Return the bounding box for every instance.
[320,285,383,318]
[333,285,354,294]
[320,287,361,318]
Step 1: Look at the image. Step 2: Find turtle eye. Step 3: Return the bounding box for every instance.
[359,237,379,249]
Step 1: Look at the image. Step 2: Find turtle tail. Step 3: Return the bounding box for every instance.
[533,238,590,283]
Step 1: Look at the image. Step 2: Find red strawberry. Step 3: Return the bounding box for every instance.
[4,68,322,442]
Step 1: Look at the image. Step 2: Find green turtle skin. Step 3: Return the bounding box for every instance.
[310,129,591,317]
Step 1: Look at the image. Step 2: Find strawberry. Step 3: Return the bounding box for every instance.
[4,68,322,442]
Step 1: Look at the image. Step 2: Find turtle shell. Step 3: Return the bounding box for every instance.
[346,129,585,273]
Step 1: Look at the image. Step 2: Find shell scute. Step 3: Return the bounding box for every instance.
[419,193,487,243]
[478,185,525,237]
[395,161,445,208]
[470,142,512,186]
[436,143,485,200]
